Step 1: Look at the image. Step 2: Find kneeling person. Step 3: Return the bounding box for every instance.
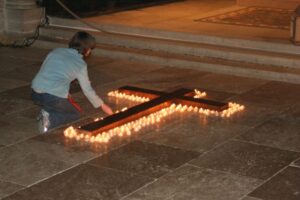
[31,31,113,133]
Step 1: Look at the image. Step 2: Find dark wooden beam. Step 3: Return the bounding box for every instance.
[79,88,191,133]
[119,86,228,111]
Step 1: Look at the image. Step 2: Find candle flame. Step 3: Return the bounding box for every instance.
[64,90,245,144]
[194,89,207,98]
[108,90,150,102]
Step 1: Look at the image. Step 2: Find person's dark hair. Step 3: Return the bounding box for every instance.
[68,32,96,54]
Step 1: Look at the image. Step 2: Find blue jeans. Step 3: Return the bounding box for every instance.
[31,91,81,129]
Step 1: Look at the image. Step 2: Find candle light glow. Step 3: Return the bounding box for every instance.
[64,89,245,144]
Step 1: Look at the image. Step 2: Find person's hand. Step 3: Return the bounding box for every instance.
[101,103,113,115]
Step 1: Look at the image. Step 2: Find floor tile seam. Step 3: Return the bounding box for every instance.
[82,139,132,159]
[0,89,29,96]
[1,104,39,118]
[186,163,264,182]
[25,163,83,187]
[93,65,168,86]
[86,139,200,175]
[135,139,200,155]
[0,77,30,84]
[231,138,300,154]
[238,165,290,200]
[92,65,167,81]
[6,56,45,62]
[0,179,25,188]
[289,162,300,168]
[197,75,272,96]
[2,163,83,199]
[187,139,233,164]
[119,178,157,200]
[84,164,155,181]
[225,79,272,100]
[180,138,300,185]
[0,133,41,150]
[0,188,25,200]
[138,137,198,153]
[231,116,276,139]
[1,104,36,117]
[0,108,59,147]
[139,161,262,200]
[119,160,196,200]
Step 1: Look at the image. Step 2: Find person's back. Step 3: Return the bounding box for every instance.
[31,32,113,133]
[32,48,86,98]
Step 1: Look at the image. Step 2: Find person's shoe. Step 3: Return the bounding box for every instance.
[37,109,50,133]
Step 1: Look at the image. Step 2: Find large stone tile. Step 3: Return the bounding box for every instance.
[0,55,41,74]
[3,164,153,200]
[0,85,31,100]
[124,165,261,200]
[16,106,40,119]
[0,78,28,93]
[0,140,95,186]
[88,140,200,178]
[91,59,163,75]
[237,116,300,152]
[88,60,164,87]
[184,74,268,94]
[190,140,300,180]
[249,167,300,200]
[0,64,40,82]
[0,180,24,199]
[0,47,49,62]
[127,67,208,91]
[0,96,34,116]
[0,115,38,146]
[234,81,300,106]
[85,56,114,67]
[141,112,250,153]
[207,101,289,129]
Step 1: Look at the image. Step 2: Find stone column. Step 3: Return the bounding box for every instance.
[0,0,4,34]
[3,0,43,37]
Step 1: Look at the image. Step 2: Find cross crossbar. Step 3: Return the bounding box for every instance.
[79,86,228,134]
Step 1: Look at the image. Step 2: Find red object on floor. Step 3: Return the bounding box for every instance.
[68,95,82,112]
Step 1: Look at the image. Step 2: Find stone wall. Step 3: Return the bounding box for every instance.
[2,0,43,37]
[0,0,4,34]
[237,0,300,9]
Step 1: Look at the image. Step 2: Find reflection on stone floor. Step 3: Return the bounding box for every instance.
[0,47,299,200]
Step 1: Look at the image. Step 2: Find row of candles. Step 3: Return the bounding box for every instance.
[64,90,245,143]
[64,105,177,143]
[108,89,207,102]
[108,90,150,103]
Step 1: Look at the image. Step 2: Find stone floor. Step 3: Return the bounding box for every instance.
[0,46,299,200]
[83,0,291,42]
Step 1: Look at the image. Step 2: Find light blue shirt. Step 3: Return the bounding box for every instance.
[32,48,103,108]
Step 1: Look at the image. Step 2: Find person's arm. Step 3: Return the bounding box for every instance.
[77,67,113,115]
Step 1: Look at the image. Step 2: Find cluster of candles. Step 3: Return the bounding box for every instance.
[194,89,207,98]
[108,90,150,103]
[108,89,207,102]
[64,105,177,143]
[64,89,245,143]
[173,102,245,117]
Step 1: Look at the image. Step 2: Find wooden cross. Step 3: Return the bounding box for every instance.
[78,86,229,135]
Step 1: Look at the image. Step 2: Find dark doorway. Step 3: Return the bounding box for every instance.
[44,0,182,18]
